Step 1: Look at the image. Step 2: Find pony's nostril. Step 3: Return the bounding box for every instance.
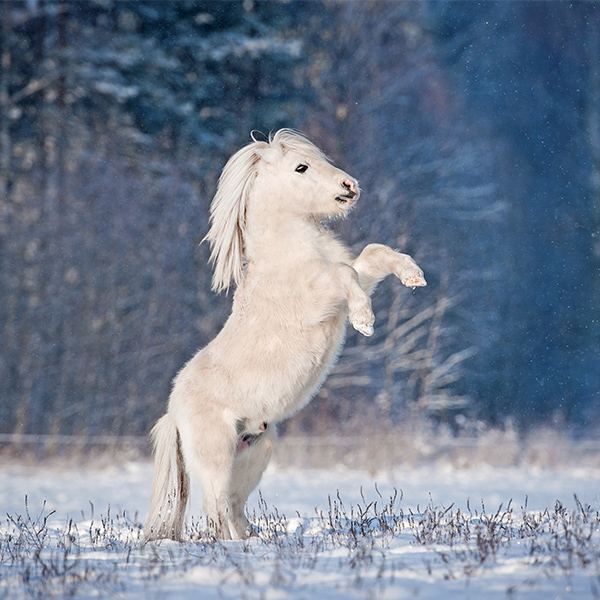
[342,179,358,194]
[341,179,357,198]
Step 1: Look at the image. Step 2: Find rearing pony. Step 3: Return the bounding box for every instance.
[144,129,426,541]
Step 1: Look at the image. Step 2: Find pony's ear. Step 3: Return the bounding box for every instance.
[254,145,279,164]
[202,142,261,293]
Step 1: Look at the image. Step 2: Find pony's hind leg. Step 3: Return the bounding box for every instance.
[228,424,276,539]
[177,412,237,540]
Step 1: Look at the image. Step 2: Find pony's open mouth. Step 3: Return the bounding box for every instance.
[336,195,355,205]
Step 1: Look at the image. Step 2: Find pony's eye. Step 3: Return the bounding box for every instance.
[295,164,309,174]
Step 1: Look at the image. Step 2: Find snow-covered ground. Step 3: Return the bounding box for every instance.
[1,457,599,599]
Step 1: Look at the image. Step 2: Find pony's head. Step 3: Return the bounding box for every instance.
[204,129,359,293]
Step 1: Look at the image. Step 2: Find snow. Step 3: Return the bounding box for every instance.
[1,458,599,599]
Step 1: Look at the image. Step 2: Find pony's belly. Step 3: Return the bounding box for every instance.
[259,317,347,421]
[218,315,346,421]
[171,308,347,425]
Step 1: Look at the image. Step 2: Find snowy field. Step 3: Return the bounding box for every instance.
[1,455,599,599]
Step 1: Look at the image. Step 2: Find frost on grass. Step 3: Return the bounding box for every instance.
[1,489,600,599]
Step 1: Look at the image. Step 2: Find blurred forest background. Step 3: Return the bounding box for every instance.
[1,0,599,445]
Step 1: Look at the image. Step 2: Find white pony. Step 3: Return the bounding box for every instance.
[144,129,426,541]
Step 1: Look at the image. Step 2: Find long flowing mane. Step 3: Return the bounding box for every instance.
[203,129,329,293]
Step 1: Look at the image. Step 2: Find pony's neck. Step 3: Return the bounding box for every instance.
[245,208,322,263]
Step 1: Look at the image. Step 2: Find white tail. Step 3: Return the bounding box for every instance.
[143,414,190,542]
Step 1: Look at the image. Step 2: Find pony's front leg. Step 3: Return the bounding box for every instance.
[333,263,376,337]
[352,243,426,295]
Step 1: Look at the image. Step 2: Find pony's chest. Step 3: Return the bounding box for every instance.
[247,264,343,316]
[229,267,345,348]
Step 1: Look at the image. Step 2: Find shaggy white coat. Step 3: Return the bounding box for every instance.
[144,129,426,541]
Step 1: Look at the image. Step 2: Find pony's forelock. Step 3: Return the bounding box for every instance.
[269,129,330,163]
